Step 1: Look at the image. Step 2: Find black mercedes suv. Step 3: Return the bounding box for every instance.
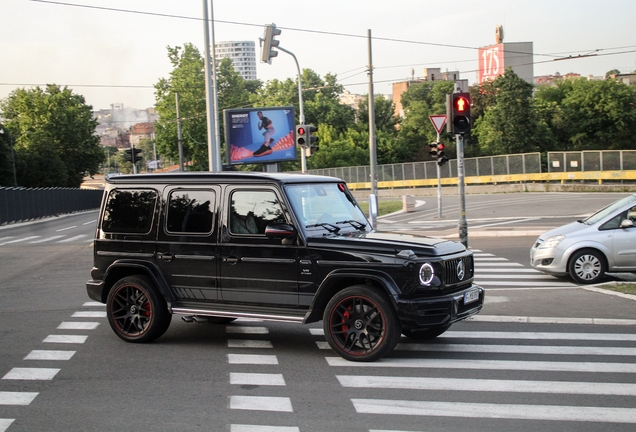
[87,172,484,361]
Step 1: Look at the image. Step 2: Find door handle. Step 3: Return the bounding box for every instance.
[223,257,239,265]
[157,253,174,261]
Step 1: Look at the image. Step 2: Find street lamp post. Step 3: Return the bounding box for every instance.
[0,128,18,187]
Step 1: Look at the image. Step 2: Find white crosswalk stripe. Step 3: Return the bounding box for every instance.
[326,328,636,425]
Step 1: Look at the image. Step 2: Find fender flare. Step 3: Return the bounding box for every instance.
[102,259,176,303]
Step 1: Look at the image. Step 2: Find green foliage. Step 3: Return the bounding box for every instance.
[0,85,103,187]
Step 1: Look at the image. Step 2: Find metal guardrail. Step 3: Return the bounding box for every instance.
[0,187,104,225]
[309,150,636,188]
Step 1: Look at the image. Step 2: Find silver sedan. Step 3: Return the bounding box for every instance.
[531,194,636,284]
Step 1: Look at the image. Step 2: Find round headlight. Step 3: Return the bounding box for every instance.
[419,262,435,286]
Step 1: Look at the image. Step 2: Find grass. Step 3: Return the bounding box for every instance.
[358,200,403,217]
[603,283,636,296]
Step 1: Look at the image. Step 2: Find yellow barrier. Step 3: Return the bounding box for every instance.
[347,170,636,190]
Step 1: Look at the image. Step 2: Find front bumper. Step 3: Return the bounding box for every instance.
[396,284,485,330]
[530,244,568,276]
[86,279,106,303]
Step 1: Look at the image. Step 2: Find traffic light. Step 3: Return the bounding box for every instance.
[261,23,281,64]
[125,148,142,164]
[429,142,439,160]
[447,92,471,135]
[306,124,318,147]
[437,143,448,167]
[296,124,306,146]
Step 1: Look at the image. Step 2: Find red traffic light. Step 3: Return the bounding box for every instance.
[455,96,469,112]
[297,127,305,135]
[437,143,444,151]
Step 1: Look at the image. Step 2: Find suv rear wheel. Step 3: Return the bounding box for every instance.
[323,285,400,362]
[106,275,172,343]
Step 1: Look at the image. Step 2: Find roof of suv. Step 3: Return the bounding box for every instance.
[105,171,341,185]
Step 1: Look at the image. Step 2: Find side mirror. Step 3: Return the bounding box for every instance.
[620,219,634,228]
[265,223,297,240]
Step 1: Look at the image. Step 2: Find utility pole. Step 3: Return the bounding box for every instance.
[202,0,219,172]
[175,93,184,172]
[367,29,378,229]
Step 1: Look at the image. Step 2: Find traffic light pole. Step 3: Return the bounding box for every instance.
[456,134,468,247]
[276,45,307,173]
[435,133,442,218]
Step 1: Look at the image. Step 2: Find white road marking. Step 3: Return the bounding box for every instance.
[24,350,76,361]
[442,331,636,341]
[58,234,86,242]
[326,357,636,373]
[231,425,299,432]
[228,339,273,349]
[72,311,106,318]
[43,335,88,344]
[0,236,40,245]
[338,375,636,396]
[2,368,60,380]
[82,220,97,225]
[82,302,105,307]
[228,354,278,365]
[230,396,293,412]
[0,392,38,405]
[58,322,100,330]
[0,419,14,432]
[396,342,636,356]
[351,399,636,423]
[227,326,269,334]
[29,235,65,243]
[56,226,77,232]
[230,373,286,386]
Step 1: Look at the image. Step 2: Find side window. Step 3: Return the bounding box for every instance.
[166,190,215,234]
[102,189,157,233]
[229,190,285,235]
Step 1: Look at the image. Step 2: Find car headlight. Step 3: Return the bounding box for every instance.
[419,263,435,286]
[540,234,565,249]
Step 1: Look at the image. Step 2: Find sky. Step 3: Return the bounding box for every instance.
[2,0,636,111]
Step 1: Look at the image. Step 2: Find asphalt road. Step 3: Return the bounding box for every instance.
[1,196,636,432]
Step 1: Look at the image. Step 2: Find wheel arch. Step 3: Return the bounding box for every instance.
[565,245,609,275]
[101,260,175,304]
[303,269,400,324]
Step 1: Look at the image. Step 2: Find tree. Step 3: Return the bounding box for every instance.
[535,78,636,150]
[473,69,551,156]
[0,85,103,187]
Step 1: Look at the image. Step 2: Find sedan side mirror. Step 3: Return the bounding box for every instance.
[620,219,634,228]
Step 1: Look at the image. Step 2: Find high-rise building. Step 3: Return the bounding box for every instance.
[215,41,257,81]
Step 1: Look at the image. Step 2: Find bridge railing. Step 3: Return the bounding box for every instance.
[0,187,103,225]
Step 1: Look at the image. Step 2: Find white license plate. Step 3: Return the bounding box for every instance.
[464,289,480,305]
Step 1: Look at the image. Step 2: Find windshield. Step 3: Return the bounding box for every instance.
[583,194,636,225]
[285,182,370,235]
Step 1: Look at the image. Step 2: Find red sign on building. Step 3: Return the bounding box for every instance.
[478,43,504,83]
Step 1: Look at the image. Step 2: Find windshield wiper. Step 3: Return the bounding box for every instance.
[335,219,367,230]
[305,223,340,233]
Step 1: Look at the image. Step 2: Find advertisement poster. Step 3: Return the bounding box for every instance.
[224,106,296,165]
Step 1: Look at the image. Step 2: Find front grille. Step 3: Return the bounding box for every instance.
[443,255,474,286]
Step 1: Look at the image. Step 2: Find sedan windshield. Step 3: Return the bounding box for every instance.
[583,194,636,225]
[285,183,370,235]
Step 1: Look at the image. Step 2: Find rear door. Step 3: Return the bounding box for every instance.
[156,187,219,301]
[218,186,299,306]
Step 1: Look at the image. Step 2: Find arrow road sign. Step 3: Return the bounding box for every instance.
[429,115,447,134]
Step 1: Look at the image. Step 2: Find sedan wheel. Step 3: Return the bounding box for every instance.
[568,249,606,284]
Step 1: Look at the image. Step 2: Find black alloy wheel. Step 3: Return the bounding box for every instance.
[107,275,171,343]
[323,285,400,362]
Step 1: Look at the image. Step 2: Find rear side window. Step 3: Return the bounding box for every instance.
[102,189,157,233]
[166,190,215,234]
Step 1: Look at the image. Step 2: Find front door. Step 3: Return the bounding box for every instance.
[156,187,219,301]
[612,204,636,269]
[219,187,299,306]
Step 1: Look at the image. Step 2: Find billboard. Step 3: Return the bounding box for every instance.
[478,43,504,83]
[224,106,297,165]
[478,42,534,84]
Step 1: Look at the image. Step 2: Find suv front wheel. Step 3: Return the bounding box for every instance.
[106,275,172,343]
[323,285,400,362]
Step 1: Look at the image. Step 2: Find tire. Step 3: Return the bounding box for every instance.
[106,275,172,343]
[568,249,606,284]
[402,324,451,340]
[323,285,400,362]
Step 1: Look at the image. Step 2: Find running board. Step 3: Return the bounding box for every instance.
[170,307,305,324]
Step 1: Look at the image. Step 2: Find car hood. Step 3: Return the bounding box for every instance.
[306,230,467,258]
[538,221,589,240]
